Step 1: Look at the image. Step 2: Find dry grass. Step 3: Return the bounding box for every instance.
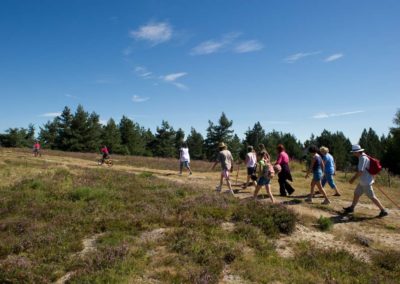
[1,148,400,283]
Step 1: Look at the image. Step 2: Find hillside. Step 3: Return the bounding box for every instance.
[1,148,399,283]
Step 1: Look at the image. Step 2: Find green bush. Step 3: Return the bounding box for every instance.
[317,216,333,231]
[232,201,297,237]
[67,187,109,202]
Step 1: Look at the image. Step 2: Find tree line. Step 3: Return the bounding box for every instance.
[1,105,399,174]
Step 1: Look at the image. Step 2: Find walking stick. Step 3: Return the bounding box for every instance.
[235,163,240,185]
[376,185,400,209]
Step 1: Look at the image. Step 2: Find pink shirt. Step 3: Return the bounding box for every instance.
[34,143,40,149]
[276,151,289,165]
[101,147,109,154]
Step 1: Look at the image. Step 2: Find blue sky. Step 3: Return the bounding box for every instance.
[1,0,399,143]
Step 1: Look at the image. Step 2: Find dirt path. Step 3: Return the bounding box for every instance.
[3,150,400,263]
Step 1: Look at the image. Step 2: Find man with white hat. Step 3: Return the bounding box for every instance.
[343,145,388,217]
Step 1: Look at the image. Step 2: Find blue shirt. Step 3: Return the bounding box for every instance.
[322,153,335,174]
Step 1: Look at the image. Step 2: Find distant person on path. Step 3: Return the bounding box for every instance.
[100,145,110,164]
[212,142,234,195]
[179,142,193,176]
[305,145,331,205]
[33,140,41,157]
[258,143,271,161]
[274,144,295,196]
[343,145,388,217]
[320,146,341,196]
[242,145,257,189]
[253,151,275,203]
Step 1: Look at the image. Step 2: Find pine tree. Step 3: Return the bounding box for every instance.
[39,119,58,149]
[358,128,382,159]
[152,120,176,158]
[119,116,146,155]
[86,112,103,152]
[70,105,90,152]
[102,118,122,153]
[186,127,204,160]
[56,106,73,151]
[382,109,400,174]
[204,113,234,160]
[175,128,185,157]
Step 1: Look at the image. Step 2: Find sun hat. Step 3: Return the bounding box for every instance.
[218,142,227,149]
[350,144,364,153]
[320,146,329,154]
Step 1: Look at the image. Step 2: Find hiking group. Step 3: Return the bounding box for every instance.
[202,142,388,217]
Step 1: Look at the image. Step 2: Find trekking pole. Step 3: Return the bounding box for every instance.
[376,185,400,210]
[235,163,240,185]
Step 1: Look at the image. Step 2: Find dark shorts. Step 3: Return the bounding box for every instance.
[247,166,256,176]
[103,153,109,159]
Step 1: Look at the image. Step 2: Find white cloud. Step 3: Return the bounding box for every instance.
[284,51,321,63]
[130,22,173,45]
[312,110,364,119]
[135,66,153,79]
[234,40,264,53]
[40,112,61,117]
[172,82,188,90]
[324,53,344,62]
[190,32,241,55]
[160,72,188,90]
[161,72,187,82]
[132,95,149,103]
[65,94,78,99]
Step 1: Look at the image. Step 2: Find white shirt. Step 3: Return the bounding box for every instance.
[358,153,374,186]
[180,147,190,162]
[246,152,257,168]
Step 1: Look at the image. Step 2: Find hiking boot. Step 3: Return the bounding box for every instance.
[343,206,354,213]
[321,199,331,205]
[378,210,388,218]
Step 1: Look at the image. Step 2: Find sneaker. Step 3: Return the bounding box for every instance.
[333,193,341,197]
[305,197,312,203]
[321,199,331,205]
[343,206,354,213]
[378,210,388,218]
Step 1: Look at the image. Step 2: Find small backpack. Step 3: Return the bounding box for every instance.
[262,162,275,178]
[366,155,382,175]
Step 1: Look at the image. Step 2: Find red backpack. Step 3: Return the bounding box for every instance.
[366,155,382,175]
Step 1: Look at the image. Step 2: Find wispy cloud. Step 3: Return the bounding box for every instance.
[190,32,241,55]
[161,72,187,82]
[312,110,364,119]
[39,112,61,117]
[135,66,153,79]
[130,21,173,45]
[160,72,188,90]
[324,53,344,62]
[132,95,150,103]
[123,47,133,56]
[284,51,321,63]
[65,94,78,99]
[234,40,264,53]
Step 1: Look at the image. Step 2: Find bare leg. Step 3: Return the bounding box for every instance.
[316,181,330,204]
[350,193,361,208]
[265,184,275,203]
[370,196,385,211]
[254,185,261,199]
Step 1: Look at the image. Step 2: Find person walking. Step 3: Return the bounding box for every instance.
[179,142,193,176]
[274,144,295,196]
[212,142,234,195]
[343,145,388,217]
[320,146,341,196]
[305,145,331,205]
[100,145,110,164]
[242,145,257,189]
[33,140,41,157]
[253,151,275,203]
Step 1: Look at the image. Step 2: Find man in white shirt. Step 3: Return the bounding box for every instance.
[179,142,193,176]
[343,145,388,217]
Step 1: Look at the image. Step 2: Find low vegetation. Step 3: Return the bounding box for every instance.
[1,150,400,283]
